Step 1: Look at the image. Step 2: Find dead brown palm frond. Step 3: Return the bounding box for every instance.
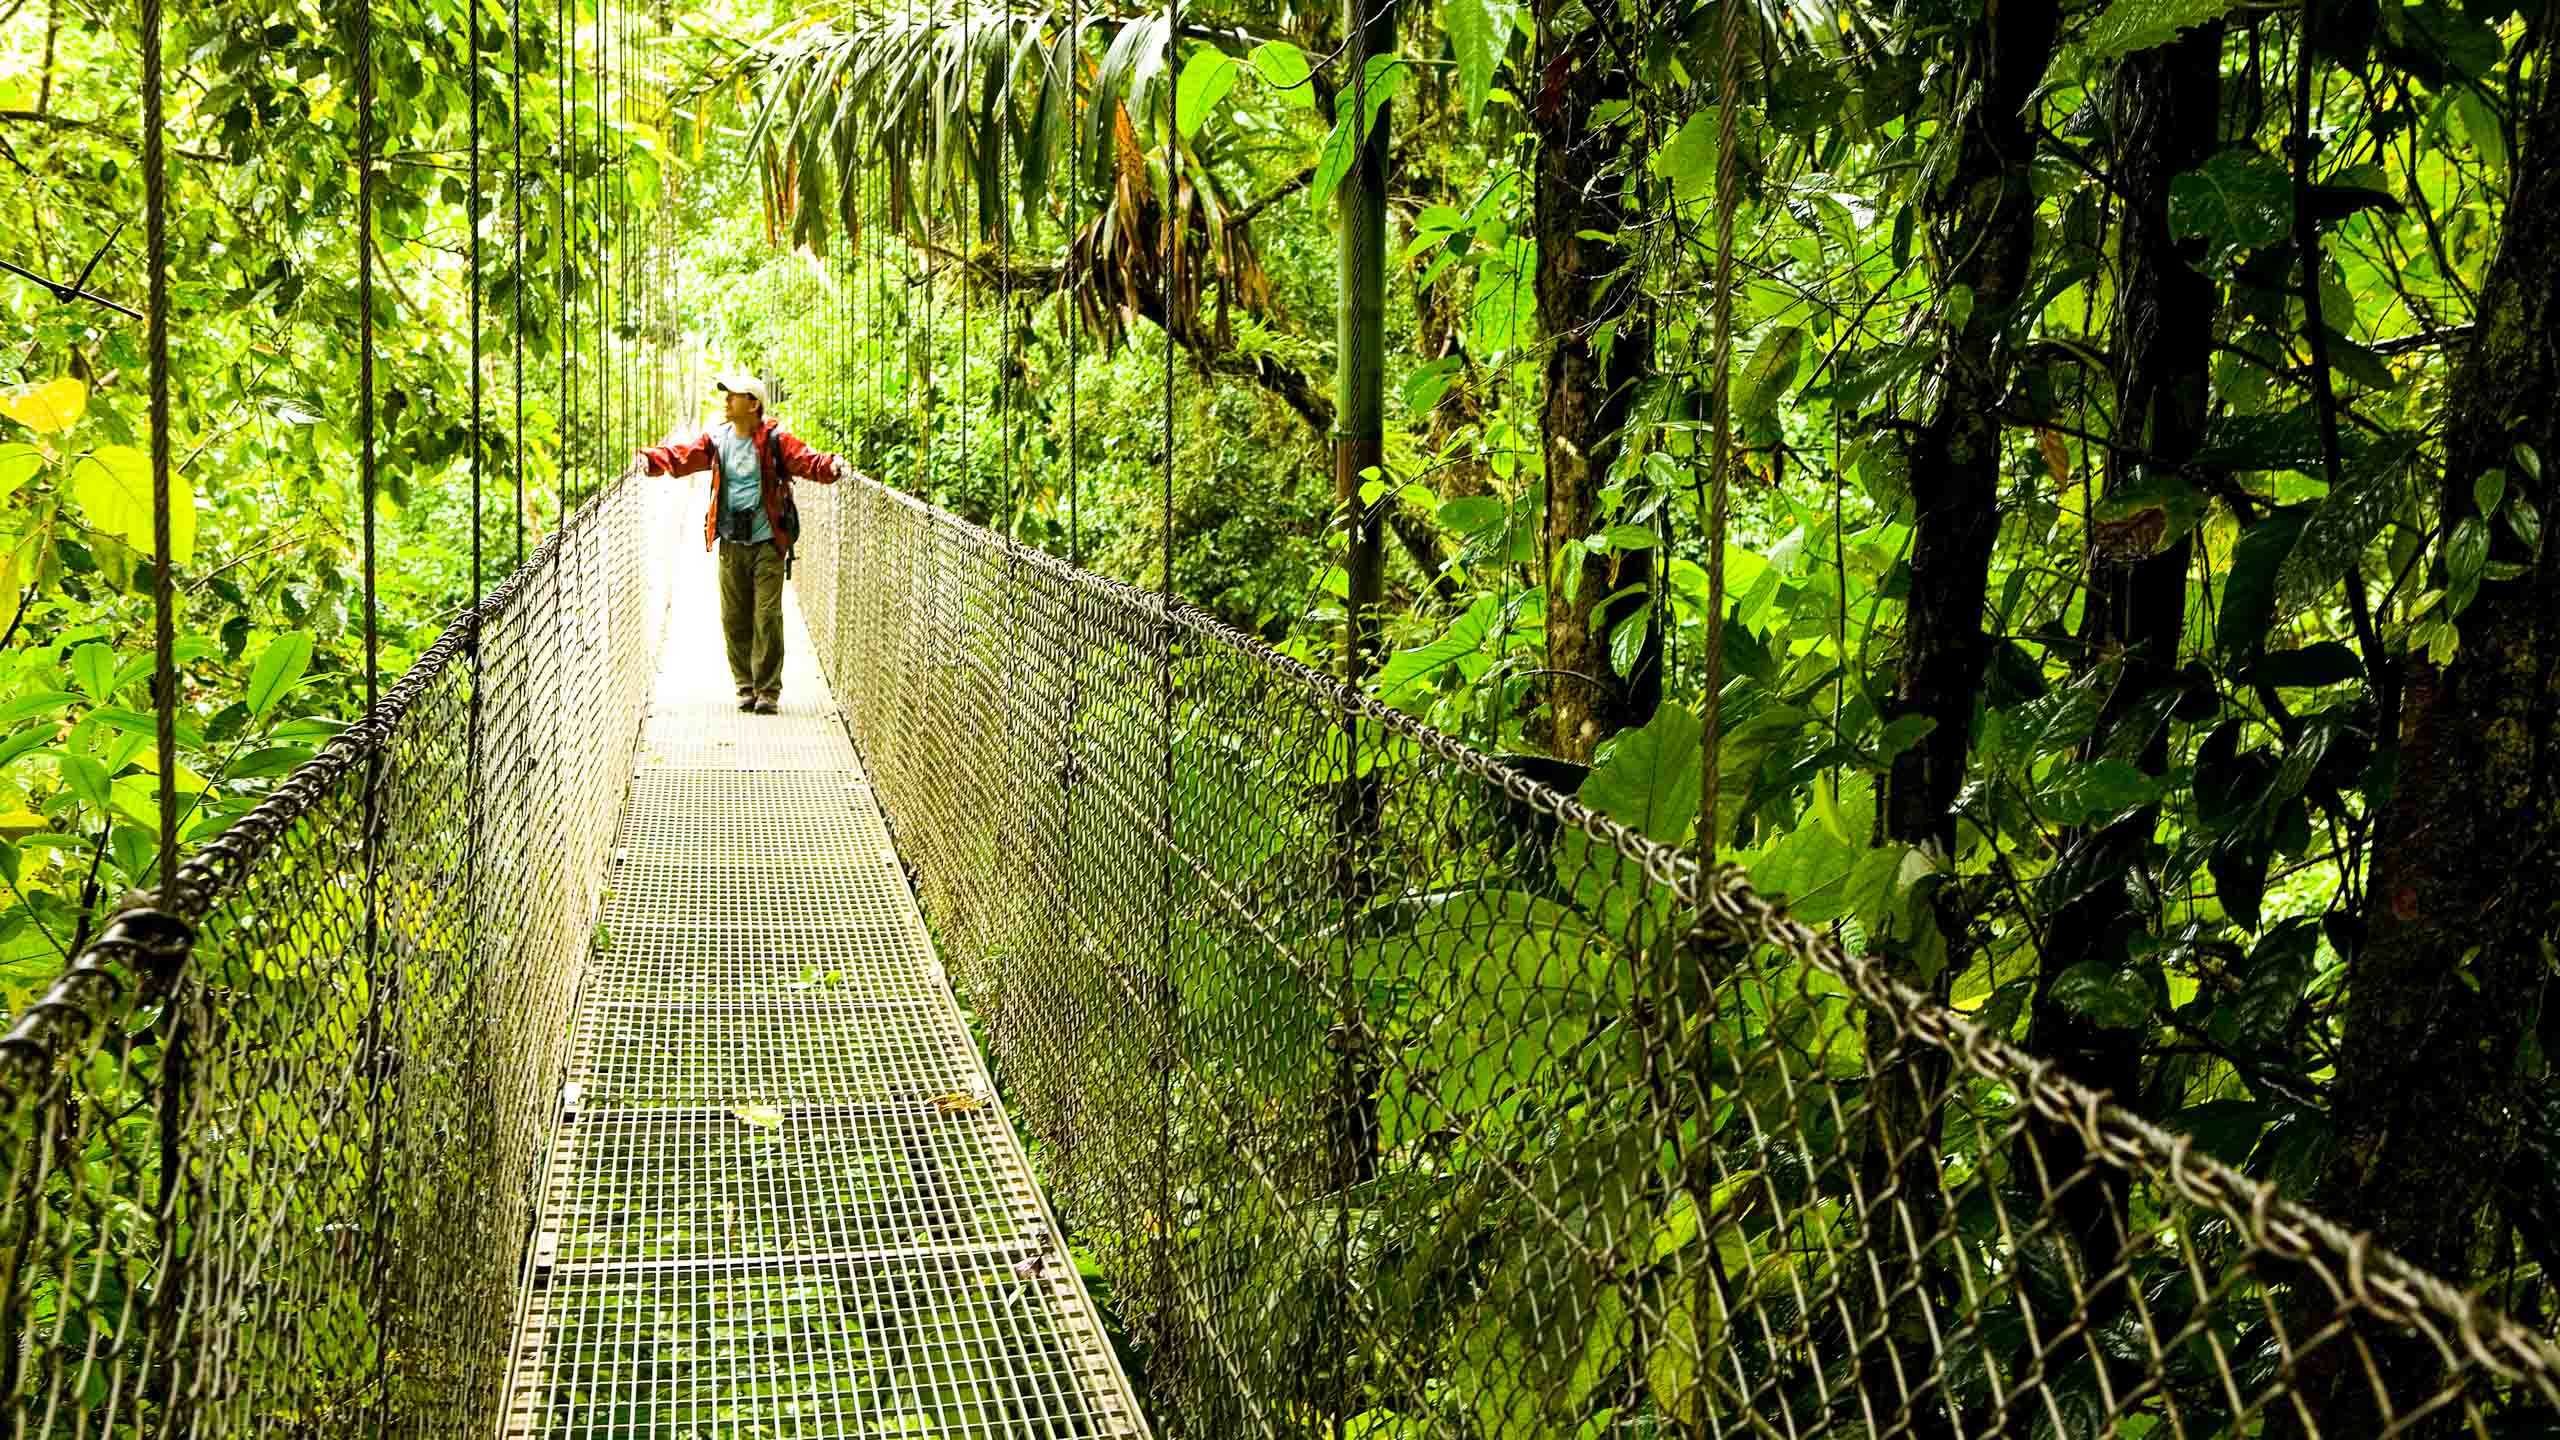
[737,2,1283,357]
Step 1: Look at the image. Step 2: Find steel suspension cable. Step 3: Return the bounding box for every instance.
[512,0,526,566]
[138,0,191,1415]
[352,0,394,1423]
[1065,0,1079,569]
[555,0,569,530]
[1698,0,1742,868]
[142,0,174,880]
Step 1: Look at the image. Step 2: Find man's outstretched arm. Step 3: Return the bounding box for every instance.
[774,429,854,484]
[635,434,718,477]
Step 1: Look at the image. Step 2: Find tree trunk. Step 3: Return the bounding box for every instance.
[2026,19,2220,1322]
[1859,0,2056,1425]
[1532,6,1658,763]
[2304,22,2560,1427]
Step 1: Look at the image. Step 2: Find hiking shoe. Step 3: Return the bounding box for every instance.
[736,696,757,712]
[752,696,780,715]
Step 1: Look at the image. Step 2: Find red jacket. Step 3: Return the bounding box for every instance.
[637,420,843,554]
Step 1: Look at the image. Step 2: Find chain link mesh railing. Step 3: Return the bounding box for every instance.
[797,473,2560,1440]
[0,473,685,1438]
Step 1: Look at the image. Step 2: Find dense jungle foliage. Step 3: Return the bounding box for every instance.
[6,0,2560,1426]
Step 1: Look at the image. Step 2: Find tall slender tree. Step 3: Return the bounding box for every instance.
[1532,0,1658,764]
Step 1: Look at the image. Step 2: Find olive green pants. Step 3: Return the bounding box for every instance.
[717,540,787,701]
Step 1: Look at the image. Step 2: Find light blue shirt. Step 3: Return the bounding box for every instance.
[712,423,771,544]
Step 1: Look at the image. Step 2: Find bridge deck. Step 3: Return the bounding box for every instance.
[505,552,1148,1438]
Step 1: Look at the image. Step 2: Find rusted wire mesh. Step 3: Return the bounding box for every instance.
[796,474,2560,1440]
[0,473,684,1438]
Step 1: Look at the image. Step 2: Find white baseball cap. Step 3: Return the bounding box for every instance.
[712,373,771,409]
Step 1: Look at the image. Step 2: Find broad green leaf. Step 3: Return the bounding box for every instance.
[1375,594,1498,695]
[1310,56,1406,210]
[1749,774,1874,923]
[2168,148,2292,256]
[58,754,111,812]
[0,726,48,770]
[0,379,86,434]
[1736,325,1806,428]
[229,745,314,779]
[0,444,43,500]
[1174,51,1237,137]
[2094,470,2209,551]
[2036,759,2163,826]
[1445,0,1521,118]
[2276,442,2411,609]
[248,632,316,718]
[2084,0,2248,57]
[0,690,79,732]
[2216,509,2307,657]
[2050,959,2157,1030]
[1581,702,1702,847]
[2474,468,2507,518]
[1466,237,1535,354]
[1249,40,1315,108]
[70,644,116,701]
[1659,111,1718,202]
[71,445,196,564]
[2233,920,2318,1048]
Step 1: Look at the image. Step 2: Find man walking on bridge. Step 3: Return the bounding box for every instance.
[634,375,851,714]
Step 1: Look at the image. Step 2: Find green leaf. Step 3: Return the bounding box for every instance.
[1466,237,1535,355]
[2094,470,2209,551]
[1748,774,1874,923]
[58,754,111,812]
[2216,509,2308,657]
[2277,443,2410,608]
[1174,50,1238,137]
[71,445,195,565]
[2083,0,2249,57]
[2210,837,2271,931]
[732,1105,785,1130]
[1250,40,1315,108]
[2475,468,2508,518]
[1658,111,1717,203]
[1736,325,1806,428]
[0,444,43,500]
[247,632,316,719]
[69,643,116,701]
[2234,920,2318,1049]
[1445,0,1521,118]
[0,726,49,771]
[1439,495,1504,535]
[1608,602,1654,679]
[1311,56,1406,209]
[2050,959,2156,1030]
[2038,759,2163,826]
[0,690,78,732]
[1579,702,1702,847]
[1374,594,1496,695]
[229,745,313,779]
[2169,148,2293,256]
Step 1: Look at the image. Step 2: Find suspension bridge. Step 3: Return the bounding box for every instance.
[0,455,2553,1436]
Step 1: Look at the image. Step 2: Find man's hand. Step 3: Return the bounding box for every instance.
[832,456,853,483]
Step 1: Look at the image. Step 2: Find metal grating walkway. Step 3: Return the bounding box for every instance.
[507,551,1149,1439]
